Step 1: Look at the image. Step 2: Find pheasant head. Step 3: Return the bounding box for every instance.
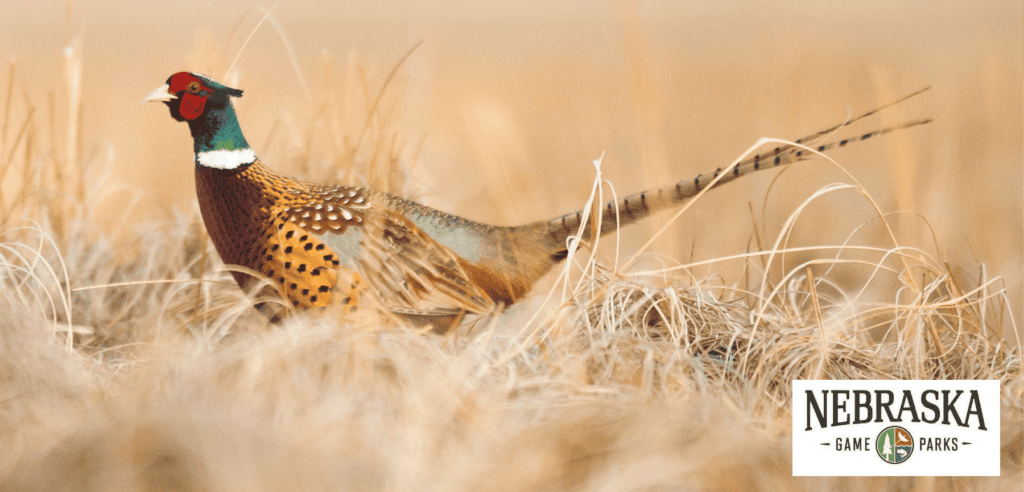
[144,72,253,169]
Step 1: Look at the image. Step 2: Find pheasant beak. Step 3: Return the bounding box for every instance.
[143,84,177,104]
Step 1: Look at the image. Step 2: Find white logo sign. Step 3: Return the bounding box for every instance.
[792,380,1000,476]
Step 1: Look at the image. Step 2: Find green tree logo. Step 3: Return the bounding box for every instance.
[876,426,914,464]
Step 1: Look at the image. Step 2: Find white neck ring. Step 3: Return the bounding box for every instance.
[196,148,256,170]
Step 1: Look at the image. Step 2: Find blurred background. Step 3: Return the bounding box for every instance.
[1,0,1020,334]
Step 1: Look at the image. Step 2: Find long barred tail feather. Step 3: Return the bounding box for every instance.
[524,88,932,253]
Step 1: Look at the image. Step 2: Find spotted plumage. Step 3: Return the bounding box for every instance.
[146,72,930,331]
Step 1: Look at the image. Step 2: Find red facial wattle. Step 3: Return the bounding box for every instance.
[167,72,213,120]
[180,92,207,120]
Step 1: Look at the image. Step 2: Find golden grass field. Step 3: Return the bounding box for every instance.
[1,1,1021,490]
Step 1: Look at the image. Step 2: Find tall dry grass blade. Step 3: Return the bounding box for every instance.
[618,0,669,189]
[1,58,14,147]
[0,108,33,185]
[256,6,311,103]
[349,40,424,164]
[499,154,608,356]
[64,38,81,174]
[11,109,34,225]
[805,266,828,379]
[224,0,284,81]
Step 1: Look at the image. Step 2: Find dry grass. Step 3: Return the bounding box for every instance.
[1,3,1022,491]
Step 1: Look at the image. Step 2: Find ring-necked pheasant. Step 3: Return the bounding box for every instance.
[145,71,929,330]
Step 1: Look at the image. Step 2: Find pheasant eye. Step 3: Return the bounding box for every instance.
[186,81,201,93]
